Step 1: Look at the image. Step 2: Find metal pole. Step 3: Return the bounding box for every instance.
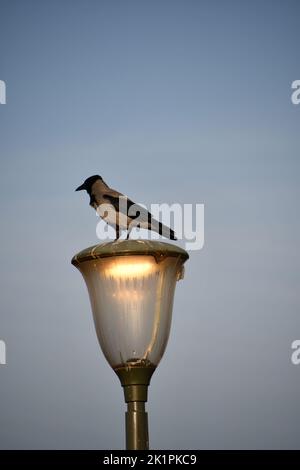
[114,365,155,450]
[126,400,149,450]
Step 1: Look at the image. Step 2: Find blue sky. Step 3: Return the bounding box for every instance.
[0,0,299,449]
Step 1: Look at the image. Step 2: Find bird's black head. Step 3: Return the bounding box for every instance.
[75,175,102,193]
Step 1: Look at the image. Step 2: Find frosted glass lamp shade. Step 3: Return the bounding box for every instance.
[72,241,188,372]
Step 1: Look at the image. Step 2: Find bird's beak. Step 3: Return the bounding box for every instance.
[75,183,86,191]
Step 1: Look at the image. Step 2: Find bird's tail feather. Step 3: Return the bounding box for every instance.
[149,219,177,240]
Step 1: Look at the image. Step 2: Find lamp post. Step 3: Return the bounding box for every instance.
[72,240,189,450]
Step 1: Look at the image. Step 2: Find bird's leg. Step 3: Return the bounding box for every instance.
[126,231,130,240]
[126,224,134,240]
[115,226,120,240]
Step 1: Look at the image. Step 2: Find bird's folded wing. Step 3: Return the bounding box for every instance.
[103,192,152,222]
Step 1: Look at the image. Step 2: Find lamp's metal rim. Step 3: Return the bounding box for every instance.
[71,239,189,267]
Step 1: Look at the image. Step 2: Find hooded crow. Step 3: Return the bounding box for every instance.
[76,175,177,240]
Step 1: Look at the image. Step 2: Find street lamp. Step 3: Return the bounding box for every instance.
[72,240,189,450]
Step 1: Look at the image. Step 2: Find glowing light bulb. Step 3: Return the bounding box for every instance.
[104,259,156,279]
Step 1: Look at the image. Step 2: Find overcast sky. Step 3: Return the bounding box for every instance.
[0,0,299,449]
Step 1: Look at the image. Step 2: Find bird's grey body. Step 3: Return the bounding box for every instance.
[76,175,177,240]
